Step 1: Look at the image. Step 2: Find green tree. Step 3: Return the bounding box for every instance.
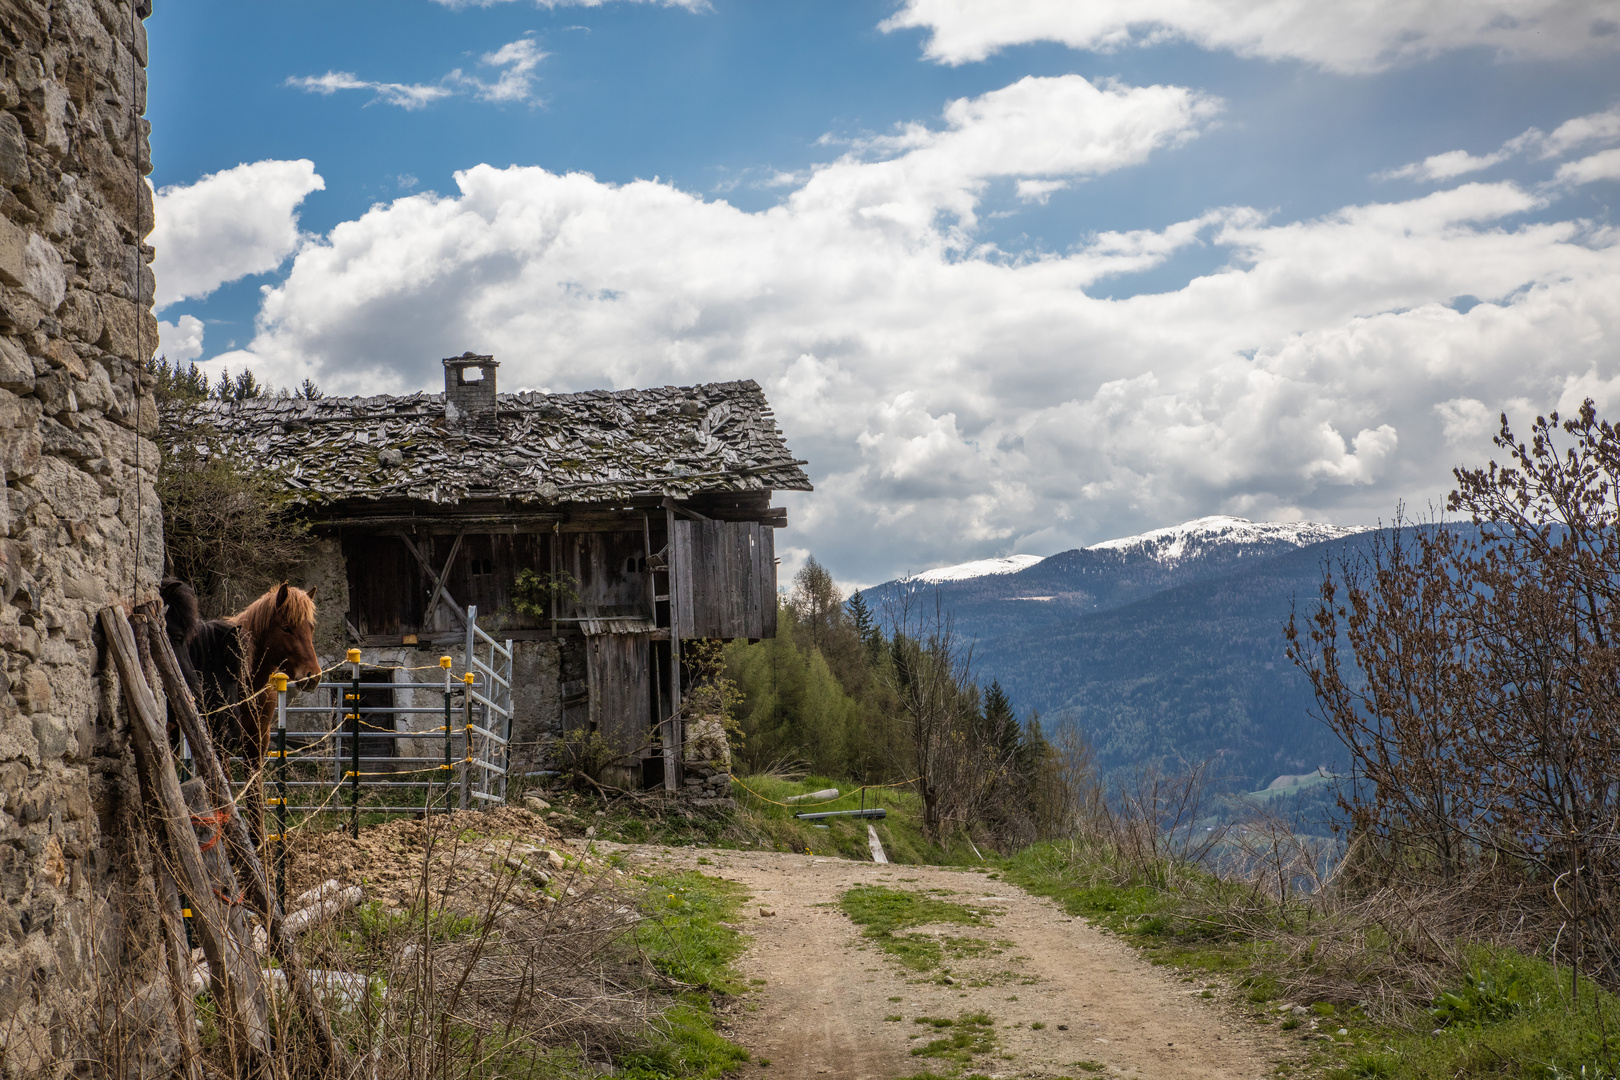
[152,355,211,406]
[727,619,860,776]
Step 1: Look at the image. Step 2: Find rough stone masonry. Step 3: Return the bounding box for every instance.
[0,0,164,1073]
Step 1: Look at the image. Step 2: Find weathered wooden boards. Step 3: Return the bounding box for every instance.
[585,630,652,788]
[672,519,776,640]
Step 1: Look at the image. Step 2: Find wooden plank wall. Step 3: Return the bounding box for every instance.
[586,632,651,757]
[759,524,777,638]
[435,531,546,626]
[673,520,771,639]
[563,531,651,619]
[344,535,425,636]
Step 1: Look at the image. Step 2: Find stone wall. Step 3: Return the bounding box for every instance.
[0,0,162,1073]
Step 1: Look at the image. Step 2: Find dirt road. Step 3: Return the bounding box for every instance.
[616,845,1287,1080]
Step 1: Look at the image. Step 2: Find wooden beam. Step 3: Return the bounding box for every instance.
[420,529,467,627]
[313,513,562,531]
[397,530,469,629]
[662,496,710,521]
[664,507,683,791]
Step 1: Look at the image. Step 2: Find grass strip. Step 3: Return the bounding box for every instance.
[629,870,753,1078]
[839,886,988,971]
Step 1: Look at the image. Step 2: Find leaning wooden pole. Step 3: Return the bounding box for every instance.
[154,864,205,1080]
[99,606,271,1062]
[136,605,348,1075]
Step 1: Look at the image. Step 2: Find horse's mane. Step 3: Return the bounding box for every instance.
[230,583,317,642]
[160,577,203,644]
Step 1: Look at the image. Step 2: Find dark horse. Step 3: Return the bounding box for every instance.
[162,578,322,839]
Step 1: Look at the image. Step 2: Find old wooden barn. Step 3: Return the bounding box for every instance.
[177,354,811,788]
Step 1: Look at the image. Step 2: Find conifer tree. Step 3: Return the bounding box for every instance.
[847,591,882,658]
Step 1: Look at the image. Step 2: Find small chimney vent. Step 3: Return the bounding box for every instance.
[443,352,499,426]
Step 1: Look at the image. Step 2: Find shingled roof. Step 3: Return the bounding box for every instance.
[168,372,812,508]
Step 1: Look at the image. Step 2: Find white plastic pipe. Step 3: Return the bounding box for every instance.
[783,788,839,804]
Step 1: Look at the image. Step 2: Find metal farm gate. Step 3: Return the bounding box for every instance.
[260,606,514,841]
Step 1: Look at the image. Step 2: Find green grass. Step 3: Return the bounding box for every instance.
[907,1012,998,1065]
[567,772,988,866]
[636,871,751,995]
[1000,839,1620,1080]
[617,1003,750,1080]
[624,870,754,1077]
[1327,947,1620,1080]
[839,886,990,971]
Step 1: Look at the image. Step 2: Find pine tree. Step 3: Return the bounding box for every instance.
[982,679,1021,761]
[231,368,264,401]
[847,591,881,657]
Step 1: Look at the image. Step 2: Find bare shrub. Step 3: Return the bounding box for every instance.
[280,821,660,1075]
[1288,401,1620,988]
[882,589,1003,840]
[156,412,312,618]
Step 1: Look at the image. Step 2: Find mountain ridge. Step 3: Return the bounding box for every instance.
[862,517,1387,786]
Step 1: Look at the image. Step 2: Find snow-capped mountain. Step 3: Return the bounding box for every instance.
[1086,516,1369,563]
[914,553,1046,583]
[860,516,1392,786]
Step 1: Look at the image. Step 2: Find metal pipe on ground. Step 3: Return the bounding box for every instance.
[792,808,886,821]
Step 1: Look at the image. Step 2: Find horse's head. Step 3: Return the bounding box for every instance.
[243,582,322,690]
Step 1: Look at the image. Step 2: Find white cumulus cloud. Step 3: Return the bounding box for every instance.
[208,89,1620,581]
[156,314,205,363]
[1556,147,1620,185]
[880,0,1620,73]
[149,159,325,309]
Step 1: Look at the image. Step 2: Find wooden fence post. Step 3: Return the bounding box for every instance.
[135,605,347,1074]
[99,606,270,1062]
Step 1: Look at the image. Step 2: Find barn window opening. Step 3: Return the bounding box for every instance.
[471,557,495,577]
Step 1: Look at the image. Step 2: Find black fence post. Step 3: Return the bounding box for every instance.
[348,648,362,839]
[441,655,454,816]
[273,672,289,910]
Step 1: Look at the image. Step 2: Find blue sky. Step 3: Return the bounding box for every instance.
[146,0,1620,585]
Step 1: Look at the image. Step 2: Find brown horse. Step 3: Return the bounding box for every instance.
[163,580,321,839]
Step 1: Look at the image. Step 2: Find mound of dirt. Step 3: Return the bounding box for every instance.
[281,806,583,912]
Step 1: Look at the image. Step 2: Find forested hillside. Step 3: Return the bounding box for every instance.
[865,523,1396,788]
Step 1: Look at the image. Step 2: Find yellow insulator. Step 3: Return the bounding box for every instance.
[346,648,362,664]
[440,655,453,669]
[463,672,476,685]
[270,672,288,693]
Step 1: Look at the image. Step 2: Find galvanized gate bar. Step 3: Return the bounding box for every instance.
[260,609,514,818]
